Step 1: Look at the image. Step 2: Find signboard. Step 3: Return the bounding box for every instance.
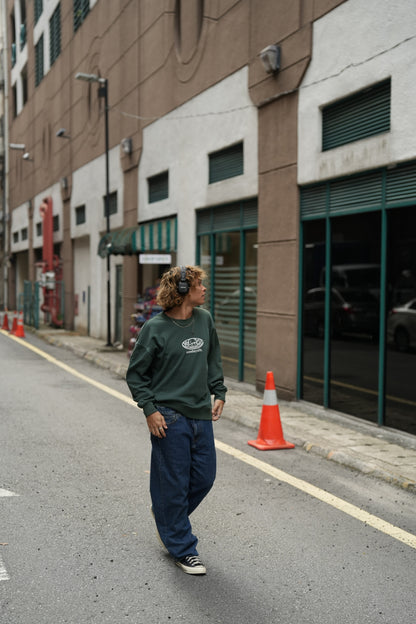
[139,254,172,265]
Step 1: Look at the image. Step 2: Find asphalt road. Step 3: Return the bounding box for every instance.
[1,332,415,624]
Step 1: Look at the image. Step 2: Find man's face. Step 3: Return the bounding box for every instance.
[188,278,206,307]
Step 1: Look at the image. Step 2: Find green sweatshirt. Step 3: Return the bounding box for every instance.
[126,307,227,420]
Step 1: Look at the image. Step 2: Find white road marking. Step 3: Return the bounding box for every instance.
[3,330,416,550]
[0,555,10,581]
[0,488,18,497]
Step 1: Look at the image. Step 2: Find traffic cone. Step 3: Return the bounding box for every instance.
[248,371,295,451]
[10,311,18,335]
[1,308,9,331]
[15,311,25,338]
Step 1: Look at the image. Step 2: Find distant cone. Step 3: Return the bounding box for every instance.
[248,371,295,451]
[1,309,9,331]
[10,311,18,335]
[14,311,25,338]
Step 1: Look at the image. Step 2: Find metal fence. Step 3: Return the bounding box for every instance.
[21,280,65,329]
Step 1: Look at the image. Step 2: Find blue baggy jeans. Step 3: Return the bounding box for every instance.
[150,406,216,560]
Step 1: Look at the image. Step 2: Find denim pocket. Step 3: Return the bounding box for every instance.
[155,404,180,425]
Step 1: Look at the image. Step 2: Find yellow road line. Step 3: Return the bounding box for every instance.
[215,440,416,550]
[3,330,416,550]
[2,331,135,408]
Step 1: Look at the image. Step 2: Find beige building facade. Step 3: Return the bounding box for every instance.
[8,1,416,437]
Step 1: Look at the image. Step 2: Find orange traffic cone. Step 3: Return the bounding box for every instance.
[1,308,9,331]
[10,311,18,335]
[248,371,295,451]
[15,311,25,338]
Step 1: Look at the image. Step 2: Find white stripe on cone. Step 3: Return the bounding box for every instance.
[263,388,278,406]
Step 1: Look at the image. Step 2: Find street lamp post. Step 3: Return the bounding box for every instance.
[75,72,112,347]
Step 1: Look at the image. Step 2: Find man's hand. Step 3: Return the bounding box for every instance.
[147,411,167,438]
[212,399,224,421]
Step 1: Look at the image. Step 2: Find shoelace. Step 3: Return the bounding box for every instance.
[184,556,203,567]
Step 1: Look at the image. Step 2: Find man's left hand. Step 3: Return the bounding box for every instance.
[212,399,224,421]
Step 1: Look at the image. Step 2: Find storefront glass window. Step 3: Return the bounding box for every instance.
[214,232,241,380]
[197,201,258,383]
[302,220,326,404]
[243,230,257,384]
[199,234,212,311]
[385,207,416,434]
[330,213,381,422]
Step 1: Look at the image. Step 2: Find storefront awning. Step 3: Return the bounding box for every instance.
[97,217,177,258]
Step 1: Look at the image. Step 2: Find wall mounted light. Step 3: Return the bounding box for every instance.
[260,44,281,73]
[9,143,25,150]
[56,128,71,139]
[121,137,132,155]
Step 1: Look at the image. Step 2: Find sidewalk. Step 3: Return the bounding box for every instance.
[27,327,416,494]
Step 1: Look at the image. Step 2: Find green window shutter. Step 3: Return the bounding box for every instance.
[75,205,86,225]
[20,23,26,50]
[209,142,244,184]
[34,0,43,24]
[74,0,90,32]
[322,79,391,151]
[104,191,118,217]
[35,36,44,87]
[49,4,61,66]
[330,172,383,214]
[386,162,416,206]
[300,186,327,219]
[197,199,257,234]
[148,171,169,203]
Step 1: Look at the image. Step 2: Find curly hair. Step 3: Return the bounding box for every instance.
[156,265,207,310]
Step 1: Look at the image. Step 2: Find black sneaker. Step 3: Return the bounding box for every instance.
[175,555,206,575]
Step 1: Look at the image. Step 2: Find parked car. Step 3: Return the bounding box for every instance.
[320,264,380,299]
[387,298,416,352]
[304,287,379,339]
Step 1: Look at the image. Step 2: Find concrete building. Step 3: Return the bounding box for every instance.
[4,0,416,435]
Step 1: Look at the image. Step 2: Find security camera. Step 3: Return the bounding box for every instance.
[22,152,31,160]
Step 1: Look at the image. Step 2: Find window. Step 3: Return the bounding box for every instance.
[322,79,391,151]
[36,222,42,236]
[35,36,44,86]
[104,191,118,217]
[34,0,43,24]
[53,215,59,232]
[148,171,169,203]
[21,65,28,106]
[209,142,244,184]
[75,205,86,225]
[13,232,19,243]
[49,3,61,67]
[12,84,17,118]
[21,227,28,241]
[19,0,26,49]
[73,0,90,32]
[197,199,258,383]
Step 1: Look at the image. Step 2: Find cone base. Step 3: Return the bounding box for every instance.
[248,438,295,451]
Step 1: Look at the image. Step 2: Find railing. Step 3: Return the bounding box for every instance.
[22,280,64,329]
